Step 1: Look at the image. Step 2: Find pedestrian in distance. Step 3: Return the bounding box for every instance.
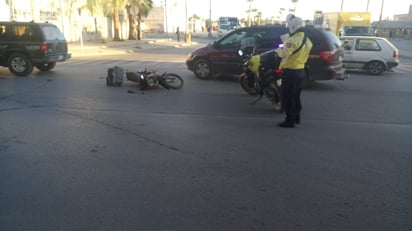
[176,27,180,41]
[276,14,313,128]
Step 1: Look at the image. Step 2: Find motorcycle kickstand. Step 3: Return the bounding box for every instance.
[251,93,264,105]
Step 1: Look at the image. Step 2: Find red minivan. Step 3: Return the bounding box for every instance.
[186,25,346,81]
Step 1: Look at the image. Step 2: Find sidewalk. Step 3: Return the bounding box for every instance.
[68,32,216,57]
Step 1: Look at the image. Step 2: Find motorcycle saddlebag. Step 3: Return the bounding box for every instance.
[106,66,124,86]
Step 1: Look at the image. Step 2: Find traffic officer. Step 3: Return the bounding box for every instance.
[276,14,313,128]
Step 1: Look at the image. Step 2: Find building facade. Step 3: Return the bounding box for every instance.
[1,0,120,42]
[394,5,412,21]
[372,4,412,39]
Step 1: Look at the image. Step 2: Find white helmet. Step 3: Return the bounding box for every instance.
[285,14,305,34]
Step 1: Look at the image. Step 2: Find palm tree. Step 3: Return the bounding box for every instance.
[291,0,298,14]
[246,0,254,26]
[125,0,153,40]
[256,11,262,25]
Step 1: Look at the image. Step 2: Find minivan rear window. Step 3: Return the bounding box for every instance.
[322,30,342,49]
[41,25,65,41]
[305,29,342,50]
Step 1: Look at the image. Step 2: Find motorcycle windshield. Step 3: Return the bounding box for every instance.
[240,37,256,50]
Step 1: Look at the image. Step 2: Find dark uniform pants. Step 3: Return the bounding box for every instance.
[281,69,305,124]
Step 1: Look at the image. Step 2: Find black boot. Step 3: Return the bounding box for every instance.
[295,115,300,124]
[278,120,295,128]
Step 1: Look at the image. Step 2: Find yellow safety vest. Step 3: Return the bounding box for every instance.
[277,32,313,70]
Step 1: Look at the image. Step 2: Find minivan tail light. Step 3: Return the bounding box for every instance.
[40,43,48,53]
[274,69,282,75]
[393,50,398,58]
[320,51,335,63]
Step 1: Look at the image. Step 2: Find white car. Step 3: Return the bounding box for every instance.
[340,36,399,75]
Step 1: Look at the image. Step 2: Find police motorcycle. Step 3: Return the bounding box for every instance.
[238,36,283,112]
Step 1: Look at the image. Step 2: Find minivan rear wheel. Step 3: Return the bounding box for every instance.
[35,62,56,71]
[8,53,34,76]
[194,59,212,79]
[366,61,385,75]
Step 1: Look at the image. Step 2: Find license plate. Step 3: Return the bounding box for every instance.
[58,55,64,60]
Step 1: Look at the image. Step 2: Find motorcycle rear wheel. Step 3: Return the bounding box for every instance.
[240,75,258,96]
[159,73,184,89]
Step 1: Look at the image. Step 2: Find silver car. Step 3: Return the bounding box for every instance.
[340,36,399,75]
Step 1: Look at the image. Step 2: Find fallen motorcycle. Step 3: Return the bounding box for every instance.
[238,36,283,112]
[126,69,184,90]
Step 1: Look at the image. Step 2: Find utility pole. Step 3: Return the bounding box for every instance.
[185,0,190,43]
[30,0,35,21]
[379,0,384,21]
[248,1,252,26]
[60,0,66,37]
[9,0,15,21]
[165,0,168,37]
[185,0,187,33]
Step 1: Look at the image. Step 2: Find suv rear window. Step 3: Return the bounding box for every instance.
[41,25,66,41]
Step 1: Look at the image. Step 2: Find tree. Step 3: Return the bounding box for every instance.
[126,0,153,40]
[85,0,111,40]
[112,0,122,41]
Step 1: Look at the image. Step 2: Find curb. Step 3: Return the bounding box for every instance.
[68,38,201,57]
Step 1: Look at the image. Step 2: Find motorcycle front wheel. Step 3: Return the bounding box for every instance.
[159,73,184,89]
[269,80,282,113]
[240,75,258,96]
[272,99,282,112]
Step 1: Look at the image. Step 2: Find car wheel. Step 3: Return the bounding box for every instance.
[35,62,56,71]
[193,59,212,79]
[366,61,385,75]
[8,53,34,76]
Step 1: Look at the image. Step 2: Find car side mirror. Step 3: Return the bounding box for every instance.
[344,44,351,50]
[212,41,221,49]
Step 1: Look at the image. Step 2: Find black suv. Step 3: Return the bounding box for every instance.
[0,21,71,76]
[186,25,346,81]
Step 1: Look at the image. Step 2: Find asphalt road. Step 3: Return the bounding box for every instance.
[1,38,411,231]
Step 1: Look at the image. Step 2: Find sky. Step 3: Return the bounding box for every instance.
[154,0,411,22]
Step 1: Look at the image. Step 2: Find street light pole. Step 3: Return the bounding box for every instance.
[340,0,344,11]
[208,0,212,38]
